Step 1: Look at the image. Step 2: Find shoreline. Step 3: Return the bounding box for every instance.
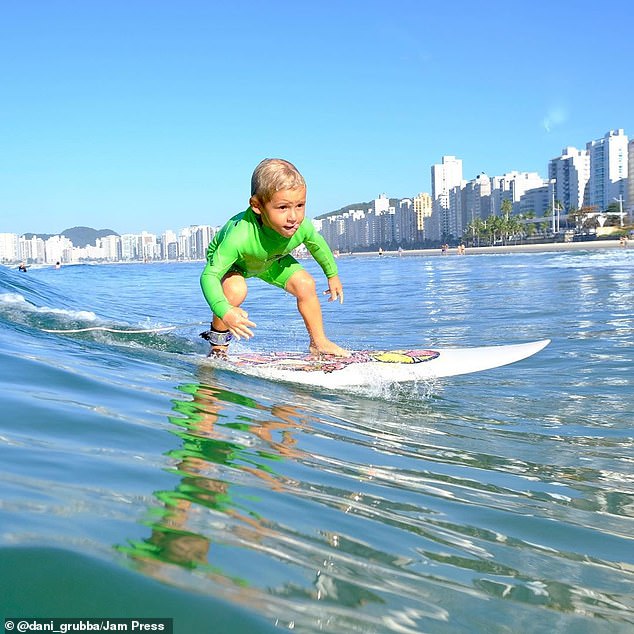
[6,239,630,270]
[350,239,629,257]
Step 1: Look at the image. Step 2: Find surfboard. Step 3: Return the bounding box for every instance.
[209,339,551,388]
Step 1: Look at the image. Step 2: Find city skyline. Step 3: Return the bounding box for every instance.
[2,1,633,236]
[0,124,634,247]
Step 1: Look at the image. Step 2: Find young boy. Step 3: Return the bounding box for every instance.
[200,158,349,358]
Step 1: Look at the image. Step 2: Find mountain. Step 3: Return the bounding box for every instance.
[21,226,120,247]
[60,227,120,247]
[315,199,401,221]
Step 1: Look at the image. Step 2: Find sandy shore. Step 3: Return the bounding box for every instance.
[352,239,630,257]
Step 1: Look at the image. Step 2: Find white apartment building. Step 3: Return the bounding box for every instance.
[0,233,19,263]
[374,194,390,215]
[193,225,215,260]
[19,235,46,263]
[394,198,413,245]
[120,234,139,260]
[462,173,492,228]
[175,225,215,261]
[625,139,634,217]
[548,147,590,212]
[138,231,158,261]
[98,235,122,261]
[586,129,628,211]
[161,230,178,260]
[490,172,547,216]
[431,156,463,240]
[44,235,73,264]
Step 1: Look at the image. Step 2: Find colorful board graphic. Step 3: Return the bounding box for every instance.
[206,340,551,388]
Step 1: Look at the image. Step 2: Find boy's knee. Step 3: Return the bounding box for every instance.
[287,271,316,298]
[222,273,247,304]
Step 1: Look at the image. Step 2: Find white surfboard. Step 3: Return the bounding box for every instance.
[209,339,551,388]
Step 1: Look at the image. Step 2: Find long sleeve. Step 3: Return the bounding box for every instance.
[301,223,338,278]
[199,235,242,319]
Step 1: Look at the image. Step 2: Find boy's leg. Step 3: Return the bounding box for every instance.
[202,272,247,357]
[285,270,349,356]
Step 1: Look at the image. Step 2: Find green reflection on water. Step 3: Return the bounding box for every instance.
[118,371,303,585]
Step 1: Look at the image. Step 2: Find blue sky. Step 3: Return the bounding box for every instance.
[2,0,632,235]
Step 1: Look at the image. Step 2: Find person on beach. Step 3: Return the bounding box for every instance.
[200,158,348,359]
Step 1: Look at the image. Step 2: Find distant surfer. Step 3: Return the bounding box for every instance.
[18,262,27,272]
[199,158,348,359]
[54,261,61,269]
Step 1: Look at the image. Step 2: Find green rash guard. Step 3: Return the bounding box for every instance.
[200,207,338,319]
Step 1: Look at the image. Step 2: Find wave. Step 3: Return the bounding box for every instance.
[0,265,202,356]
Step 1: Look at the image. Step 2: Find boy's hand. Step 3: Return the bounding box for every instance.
[223,307,256,339]
[324,275,344,304]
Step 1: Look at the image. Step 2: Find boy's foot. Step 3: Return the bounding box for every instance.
[309,341,351,357]
[200,325,233,359]
[208,345,229,359]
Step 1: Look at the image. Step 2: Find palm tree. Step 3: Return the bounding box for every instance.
[464,218,486,246]
[500,199,514,244]
[485,214,504,245]
[524,210,537,238]
[501,199,513,220]
[506,215,523,243]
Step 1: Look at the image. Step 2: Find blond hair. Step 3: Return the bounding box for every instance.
[250,158,306,203]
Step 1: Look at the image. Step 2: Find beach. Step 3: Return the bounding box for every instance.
[356,238,629,257]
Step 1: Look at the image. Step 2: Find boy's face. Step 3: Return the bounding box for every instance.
[250,187,307,238]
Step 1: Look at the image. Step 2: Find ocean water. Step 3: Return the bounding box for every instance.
[1,248,632,633]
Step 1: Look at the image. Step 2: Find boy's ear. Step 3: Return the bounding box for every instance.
[249,196,262,214]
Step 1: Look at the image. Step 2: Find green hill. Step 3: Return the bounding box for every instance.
[315,199,401,220]
[22,226,120,247]
[60,226,119,248]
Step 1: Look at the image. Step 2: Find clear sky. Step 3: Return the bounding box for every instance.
[2,0,632,236]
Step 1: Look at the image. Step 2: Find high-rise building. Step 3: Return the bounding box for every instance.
[0,233,19,263]
[626,139,634,222]
[193,225,215,260]
[586,129,628,211]
[374,194,390,214]
[548,147,590,212]
[519,186,550,217]
[138,231,158,261]
[431,156,463,241]
[19,235,45,263]
[394,198,413,245]
[160,230,178,260]
[99,235,122,261]
[413,193,432,242]
[44,235,73,264]
[490,172,546,216]
[120,234,139,260]
[462,173,491,229]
